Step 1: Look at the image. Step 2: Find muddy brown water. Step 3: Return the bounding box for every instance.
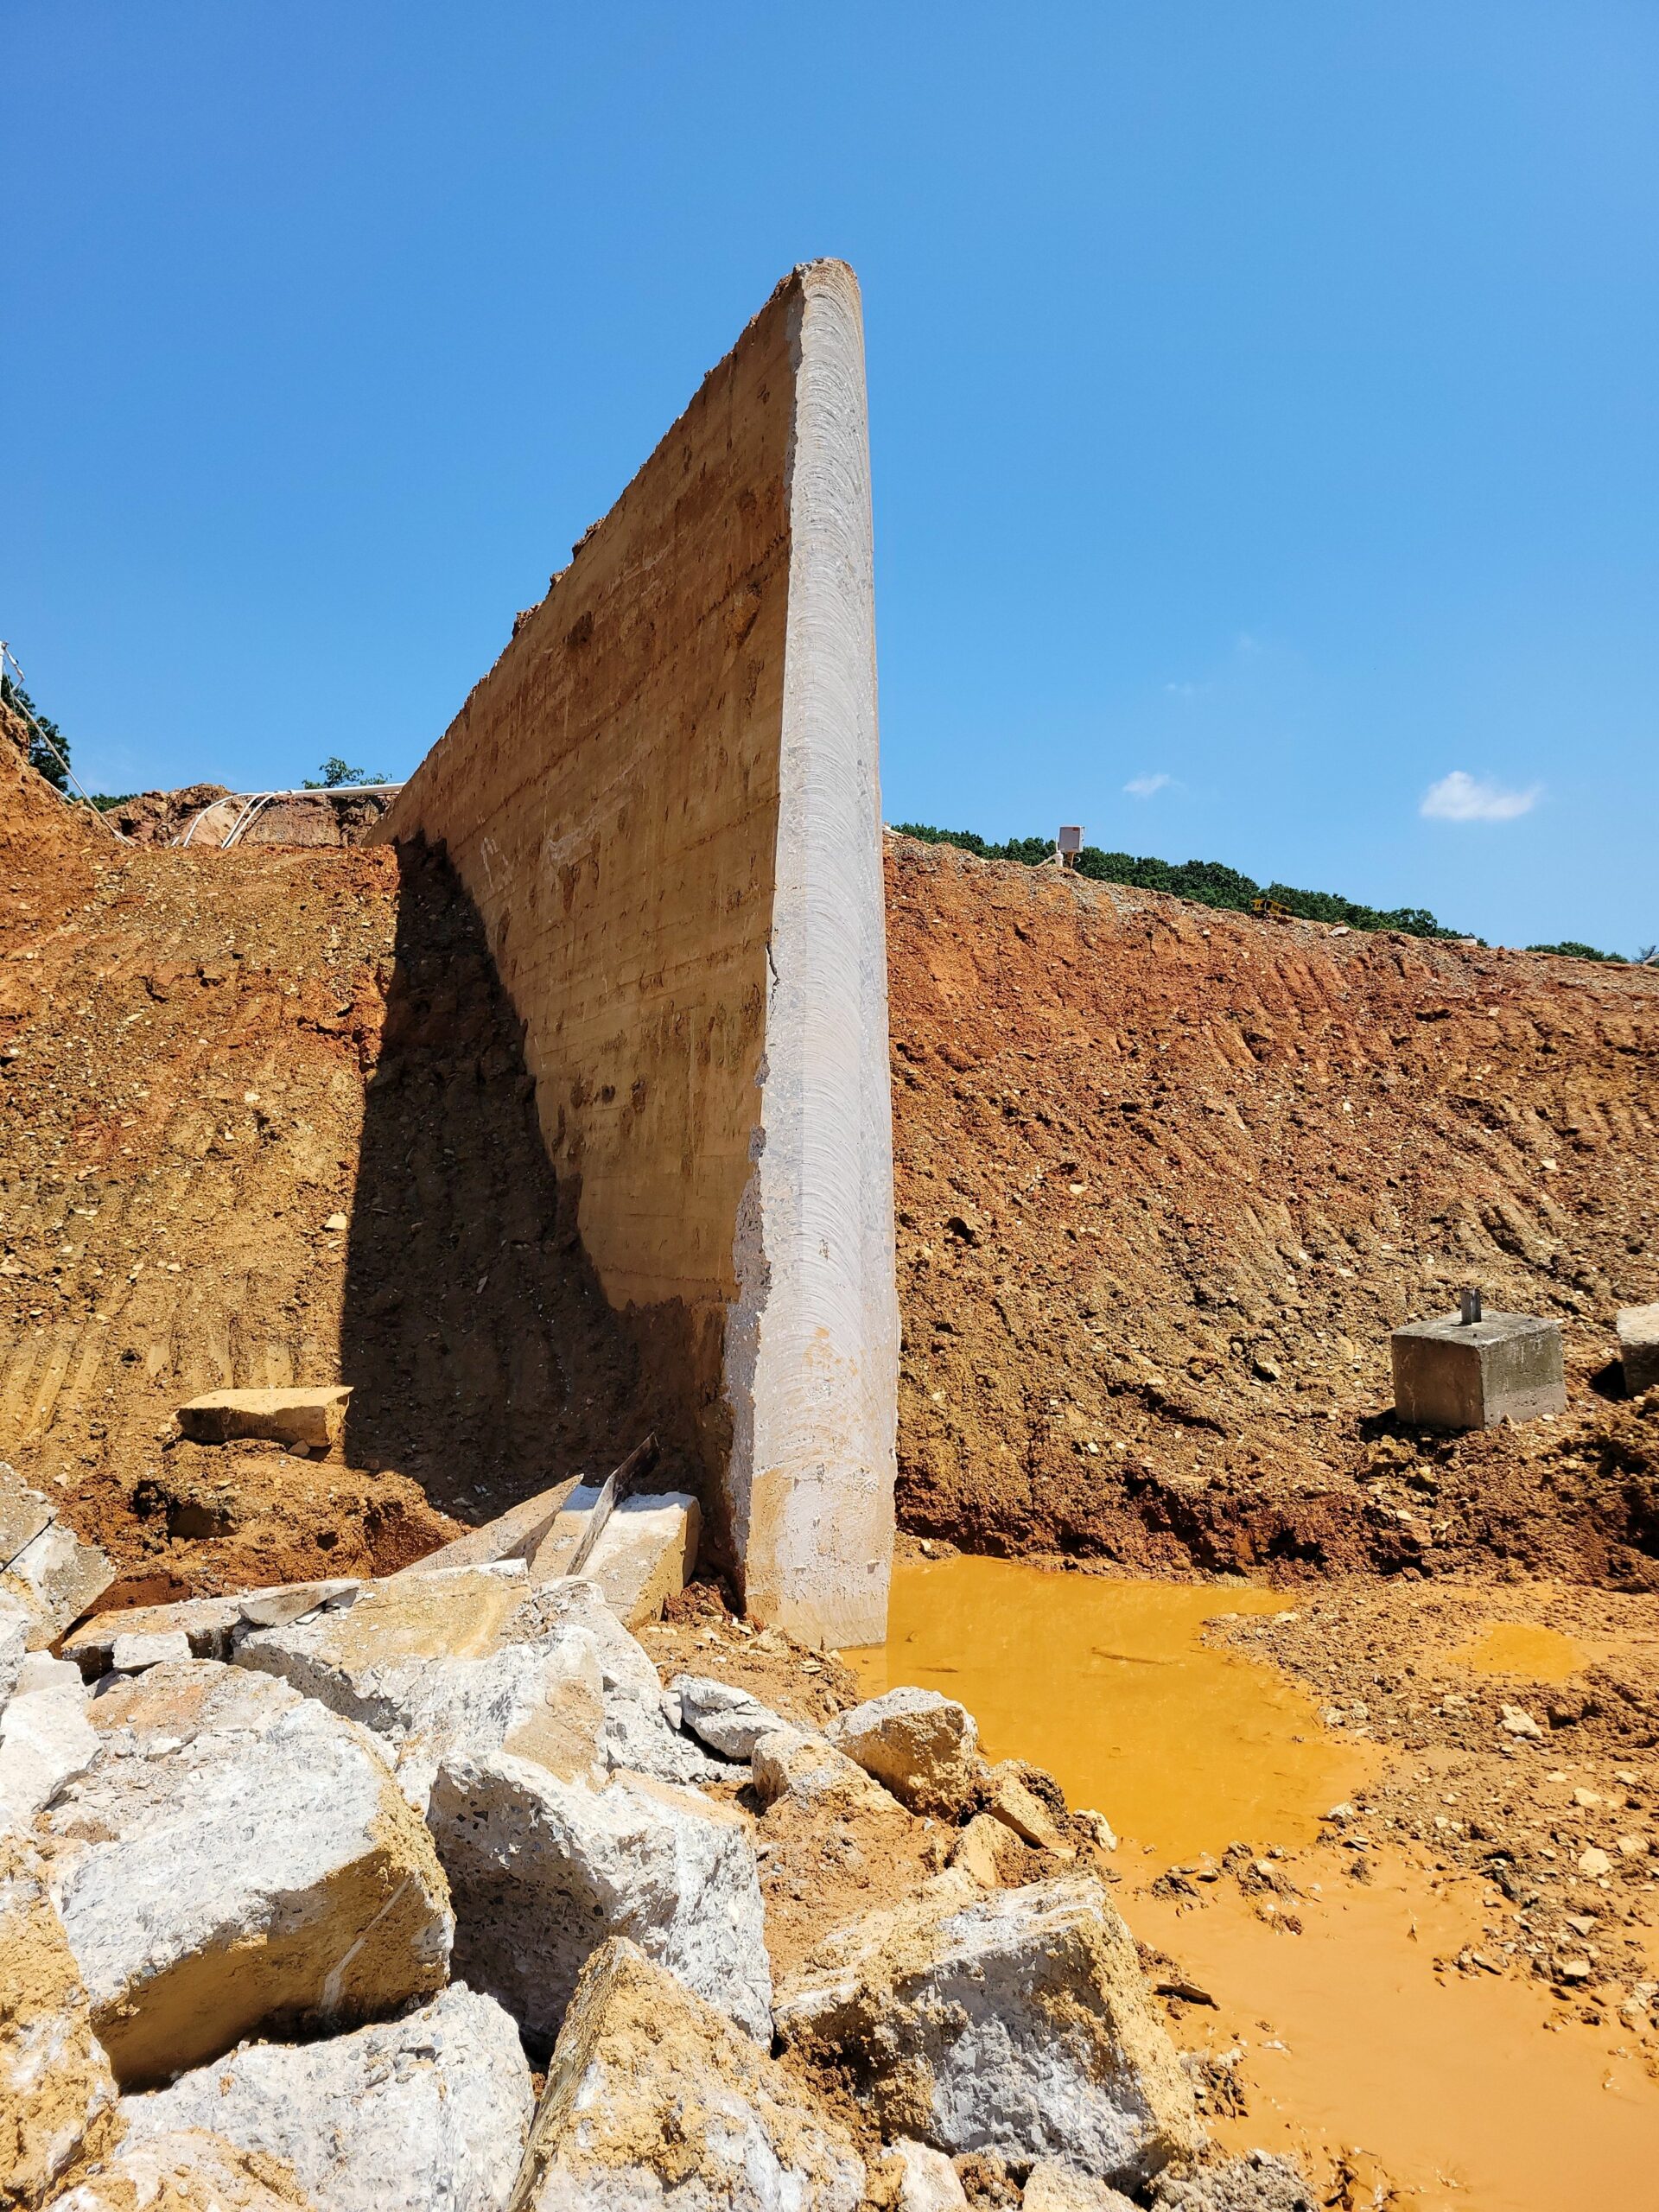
[848,1555,1657,2212]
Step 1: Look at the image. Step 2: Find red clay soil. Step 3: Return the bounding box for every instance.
[885,834,1659,1586]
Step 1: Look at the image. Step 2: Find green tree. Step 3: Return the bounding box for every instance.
[1,671,72,792]
[302,756,391,790]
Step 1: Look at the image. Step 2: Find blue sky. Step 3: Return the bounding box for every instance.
[5,3,1656,954]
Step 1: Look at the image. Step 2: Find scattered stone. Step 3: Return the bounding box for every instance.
[1616,1834,1649,1858]
[1072,1808,1119,1853]
[1023,2162,1138,2212]
[176,1385,351,1451]
[395,1478,582,1580]
[1617,1301,1659,1395]
[120,1984,532,2212]
[582,1493,701,1628]
[0,1650,98,1834]
[984,1763,1073,1857]
[109,1629,192,1673]
[1499,1704,1543,1740]
[47,2128,315,2209]
[824,1688,982,1815]
[1577,1846,1611,1878]
[775,1875,1202,2185]
[511,1937,862,2212]
[753,1728,890,1814]
[891,2139,969,2212]
[0,1835,122,2208]
[2,1510,114,1649]
[41,1661,452,2086]
[429,1758,771,2052]
[671,1674,792,1760]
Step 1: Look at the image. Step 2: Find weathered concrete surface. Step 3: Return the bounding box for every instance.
[0,1835,122,2209]
[48,2130,316,2210]
[671,1674,791,1760]
[824,1688,982,1816]
[177,1385,351,1449]
[372,262,898,1648]
[120,1986,532,2212]
[62,1580,359,1679]
[1390,1310,1567,1430]
[510,1938,862,2212]
[40,1662,452,2087]
[0,1653,98,1834]
[584,1491,699,1628]
[774,1875,1202,2187]
[0,1471,114,1649]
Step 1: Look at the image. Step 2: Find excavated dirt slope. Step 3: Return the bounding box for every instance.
[0,757,677,1605]
[886,834,1659,1586]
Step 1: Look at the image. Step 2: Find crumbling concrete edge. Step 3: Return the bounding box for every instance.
[726,262,899,1649]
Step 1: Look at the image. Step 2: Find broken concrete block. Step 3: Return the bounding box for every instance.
[176,1385,351,1450]
[46,2129,316,2210]
[1150,2153,1317,2212]
[512,1937,862,2212]
[109,1629,192,1674]
[524,1482,610,1582]
[429,1758,772,2053]
[396,1477,582,1579]
[0,1464,54,1567]
[671,1674,792,1760]
[774,1876,1202,2187]
[119,1984,532,2212]
[949,1813,1035,1888]
[0,1652,98,1834]
[891,2140,969,2212]
[60,1581,357,1680]
[40,1661,452,2087]
[984,1764,1073,1857]
[1,1587,29,1707]
[583,1492,700,1628]
[1618,1302,1659,1395]
[1023,2164,1138,2212]
[1389,1310,1566,1430]
[0,1834,122,2208]
[752,1727,890,1815]
[3,1518,115,1651]
[824,1687,982,1815]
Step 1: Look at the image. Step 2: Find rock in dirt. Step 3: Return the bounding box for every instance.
[582,1493,700,1628]
[824,1688,982,1816]
[429,1758,772,2053]
[889,2140,969,2212]
[176,1385,352,1450]
[510,1937,862,2212]
[0,1654,98,1834]
[1150,2153,1316,2212]
[46,2129,316,2209]
[0,1835,121,2209]
[774,1875,1202,2187]
[671,1675,792,1760]
[983,1764,1072,1857]
[39,1661,452,2087]
[752,1728,891,1814]
[1023,2164,1138,2212]
[119,1984,532,2212]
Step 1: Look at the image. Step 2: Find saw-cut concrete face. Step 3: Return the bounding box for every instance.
[372,262,896,1646]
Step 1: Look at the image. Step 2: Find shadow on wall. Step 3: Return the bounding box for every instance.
[340,839,696,1526]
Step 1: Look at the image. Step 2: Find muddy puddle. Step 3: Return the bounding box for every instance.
[849,1555,1658,2212]
[847,1554,1367,1863]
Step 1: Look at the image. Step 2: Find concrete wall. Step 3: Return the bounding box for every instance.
[371,262,897,1646]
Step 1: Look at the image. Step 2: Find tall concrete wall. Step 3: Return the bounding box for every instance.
[371,262,897,1646]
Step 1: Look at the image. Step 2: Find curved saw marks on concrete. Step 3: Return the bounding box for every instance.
[373,261,896,1649]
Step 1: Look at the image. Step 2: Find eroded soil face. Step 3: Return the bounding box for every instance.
[886,835,1659,1584]
[0,779,677,1600]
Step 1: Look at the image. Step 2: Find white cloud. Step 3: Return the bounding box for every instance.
[1420,770,1541,823]
[1123,772,1173,798]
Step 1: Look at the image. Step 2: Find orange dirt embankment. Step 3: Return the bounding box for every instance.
[885,835,1659,1586]
[0,766,677,1605]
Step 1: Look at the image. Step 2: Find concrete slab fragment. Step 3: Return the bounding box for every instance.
[177,1385,351,1449]
[584,1491,699,1628]
[371,263,898,1647]
[1390,1309,1567,1430]
[395,1477,583,1578]
[3,1518,114,1649]
[1618,1302,1659,1395]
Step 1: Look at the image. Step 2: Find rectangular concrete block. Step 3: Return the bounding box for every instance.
[585,1492,701,1629]
[1618,1303,1659,1396]
[372,261,898,1646]
[1390,1310,1567,1431]
[177,1385,351,1449]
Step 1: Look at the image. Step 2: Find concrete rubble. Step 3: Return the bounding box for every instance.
[1,1469,114,1649]
[1,1835,121,2209]
[46,2128,316,2209]
[119,1984,533,2212]
[510,1937,864,2212]
[890,2139,969,2212]
[752,1726,893,1813]
[0,1653,98,1834]
[774,1874,1204,2187]
[1023,2163,1139,2212]
[1618,1301,1659,1395]
[825,1687,983,1815]
[60,1579,360,1678]
[671,1673,793,1759]
[582,1491,701,1627]
[38,1661,452,2085]
[176,1384,353,1450]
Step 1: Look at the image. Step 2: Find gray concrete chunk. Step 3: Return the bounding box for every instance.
[1618,1302,1659,1395]
[1390,1309,1566,1430]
